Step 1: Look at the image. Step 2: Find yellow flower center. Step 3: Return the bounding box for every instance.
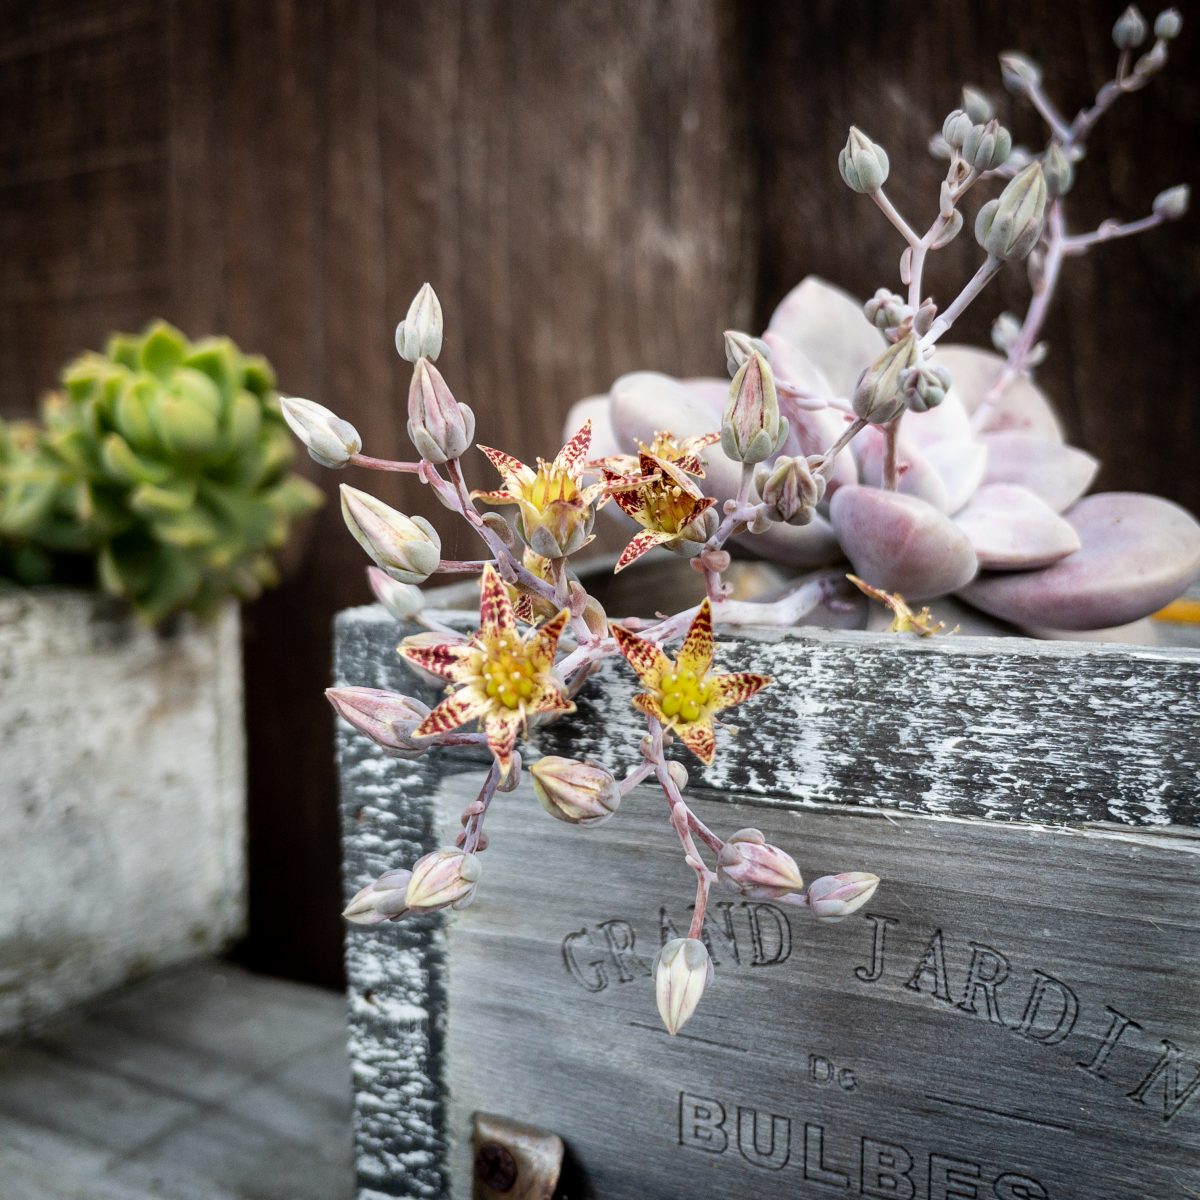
[641,479,697,534]
[478,633,539,710]
[658,666,714,724]
[523,463,579,510]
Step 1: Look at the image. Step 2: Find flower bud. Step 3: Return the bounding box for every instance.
[1041,143,1074,197]
[717,829,804,899]
[1153,184,1189,220]
[974,163,1047,261]
[407,359,476,464]
[853,334,919,425]
[991,312,1022,354]
[723,330,770,378]
[962,119,1012,173]
[1154,8,1182,39]
[367,565,424,620]
[654,938,713,1035]
[753,454,826,526]
[900,363,952,414]
[998,51,1042,94]
[838,127,889,194]
[1113,4,1148,48]
[343,868,414,925]
[721,352,788,464]
[941,109,973,150]
[279,396,361,468]
[326,686,432,757]
[406,847,482,911]
[394,282,444,363]
[961,85,995,124]
[864,288,912,332]
[806,872,880,923]
[340,484,442,583]
[530,756,621,826]
[667,761,689,792]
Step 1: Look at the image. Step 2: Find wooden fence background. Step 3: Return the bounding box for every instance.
[2,0,1197,987]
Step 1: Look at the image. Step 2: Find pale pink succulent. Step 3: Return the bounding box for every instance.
[569,276,1200,635]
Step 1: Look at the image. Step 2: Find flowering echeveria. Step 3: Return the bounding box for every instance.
[571,276,1200,632]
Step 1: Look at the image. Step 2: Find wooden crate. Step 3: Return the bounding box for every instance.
[334,602,1200,1200]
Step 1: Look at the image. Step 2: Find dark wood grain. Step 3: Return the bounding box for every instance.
[2,0,1196,986]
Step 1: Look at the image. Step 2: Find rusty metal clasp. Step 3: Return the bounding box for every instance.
[472,1112,564,1200]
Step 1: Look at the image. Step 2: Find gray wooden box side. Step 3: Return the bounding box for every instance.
[334,604,1200,1199]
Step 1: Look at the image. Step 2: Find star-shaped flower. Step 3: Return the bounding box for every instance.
[594,429,719,480]
[400,564,573,776]
[612,599,770,763]
[604,450,718,572]
[474,421,606,559]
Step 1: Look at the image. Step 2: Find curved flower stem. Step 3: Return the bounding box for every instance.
[619,760,655,795]
[921,255,1003,348]
[1026,81,1072,142]
[463,759,502,854]
[883,418,901,491]
[434,559,489,574]
[1062,211,1168,254]
[349,453,424,473]
[871,189,921,247]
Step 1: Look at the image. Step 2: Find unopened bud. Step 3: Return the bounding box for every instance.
[900,362,952,413]
[407,358,476,464]
[962,85,995,123]
[962,119,1012,173]
[991,312,1023,353]
[530,756,621,826]
[912,298,939,335]
[998,51,1042,94]
[975,163,1047,261]
[582,595,608,640]
[1113,4,1148,48]
[853,334,920,424]
[723,330,770,378]
[394,282,444,363]
[326,686,432,757]
[367,565,424,620]
[753,454,826,526]
[498,751,522,792]
[340,485,442,582]
[864,288,913,332]
[721,352,789,464]
[838,127,889,194]
[481,510,516,547]
[806,872,880,923]
[1041,143,1074,197]
[343,868,414,925]
[406,847,482,911]
[1154,8,1182,39]
[280,396,361,468]
[654,938,713,1035]
[717,828,804,899]
[1153,184,1189,220]
[941,109,973,150]
[667,761,689,792]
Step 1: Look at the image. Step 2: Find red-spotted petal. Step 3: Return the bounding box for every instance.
[677,721,717,765]
[632,692,668,724]
[554,421,592,477]
[530,682,575,716]
[615,528,673,573]
[612,624,671,686]
[478,444,535,487]
[415,690,488,738]
[399,640,470,680]
[709,672,772,711]
[471,488,519,506]
[677,598,714,677]
[513,593,536,623]
[526,608,570,671]
[483,707,523,777]
[479,564,516,637]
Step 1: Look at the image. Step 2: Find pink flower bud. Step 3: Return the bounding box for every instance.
[326,687,431,758]
[716,828,805,899]
[806,872,880,923]
[654,937,713,1035]
[343,868,413,925]
[407,358,476,464]
[340,485,441,583]
[720,352,788,464]
[280,395,361,468]
[530,756,621,826]
[367,566,423,620]
[406,847,482,911]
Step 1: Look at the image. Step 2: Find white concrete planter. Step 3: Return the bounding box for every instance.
[0,588,246,1036]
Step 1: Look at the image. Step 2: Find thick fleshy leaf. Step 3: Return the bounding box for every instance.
[611,372,723,448]
[922,440,988,515]
[931,346,1063,442]
[854,427,950,512]
[954,484,1081,569]
[760,332,836,407]
[736,512,843,567]
[981,432,1098,512]
[829,485,979,600]
[765,277,886,398]
[897,390,971,450]
[960,492,1200,630]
